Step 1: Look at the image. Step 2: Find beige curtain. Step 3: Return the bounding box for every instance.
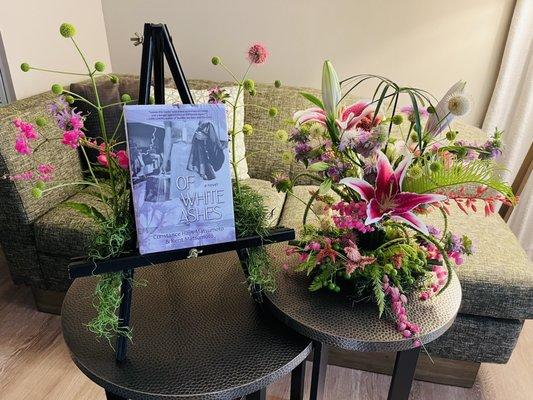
[482,0,533,259]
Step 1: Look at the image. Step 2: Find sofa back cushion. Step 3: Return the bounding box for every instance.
[243,84,321,182]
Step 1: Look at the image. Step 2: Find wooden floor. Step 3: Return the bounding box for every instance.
[0,253,532,400]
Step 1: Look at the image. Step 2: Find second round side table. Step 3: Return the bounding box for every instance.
[265,244,462,400]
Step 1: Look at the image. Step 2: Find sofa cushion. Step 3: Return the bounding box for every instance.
[278,185,533,320]
[242,178,286,227]
[34,190,107,257]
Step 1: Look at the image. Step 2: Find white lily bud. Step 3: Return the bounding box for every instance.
[321,60,341,117]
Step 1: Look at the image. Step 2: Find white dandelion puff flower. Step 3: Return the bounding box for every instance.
[446,93,470,116]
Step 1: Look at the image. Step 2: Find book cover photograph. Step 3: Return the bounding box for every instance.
[124,104,236,254]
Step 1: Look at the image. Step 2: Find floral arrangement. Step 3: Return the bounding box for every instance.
[3,23,281,342]
[272,61,516,345]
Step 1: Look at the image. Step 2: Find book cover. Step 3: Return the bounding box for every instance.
[124,104,236,254]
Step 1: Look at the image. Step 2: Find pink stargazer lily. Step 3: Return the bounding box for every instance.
[293,101,376,131]
[340,152,447,235]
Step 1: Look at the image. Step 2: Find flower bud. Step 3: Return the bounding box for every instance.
[391,114,403,125]
[65,95,75,104]
[51,84,63,95]
[59,23,76,38]
[249,88,257,97]
[121,93,132,103]
[35,181,46,190]
[445,130,457,141]
[274,80,282,88]
[211,56,221,65]
[242,124,253,135]
[243,79,254,91]
[321,60,341,116]
[427,105,435,114]
[109,74,119,84]
[31,187,43,199]
[94,61,105,72]
[20,63,30,72]
[274,129,288,142]
[268,107,278,117]
[35,117,47,127]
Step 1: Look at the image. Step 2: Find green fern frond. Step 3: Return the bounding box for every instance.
[370,265,386,318]
[404,160,516,203]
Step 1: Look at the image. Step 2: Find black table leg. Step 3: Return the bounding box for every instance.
[105,389,127,400]
[387,347,421,400]
[246,387,266,400]
[290,360,306,400]
[310,341,328,400]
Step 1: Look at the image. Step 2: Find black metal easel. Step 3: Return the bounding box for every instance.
[68,23,295,363]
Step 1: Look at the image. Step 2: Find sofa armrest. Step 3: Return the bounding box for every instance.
[0,91,84,286]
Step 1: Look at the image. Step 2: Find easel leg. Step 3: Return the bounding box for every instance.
[105,389,127,400]
[290,361,306,400]
[387,347,421,400]
[310,341,328,400]
[115,269,134,362]
[246,387,266,400]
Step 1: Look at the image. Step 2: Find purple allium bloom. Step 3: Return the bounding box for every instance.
[47,96,69,116]
[479,139,502,160]
[294,142,312,161]
[290,127,309,143]
[427,225,442,238]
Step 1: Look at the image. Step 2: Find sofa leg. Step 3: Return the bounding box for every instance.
[325,348,480,388]
[31,287,65,315]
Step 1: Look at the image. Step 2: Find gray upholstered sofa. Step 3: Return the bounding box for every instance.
[0,75,531,387]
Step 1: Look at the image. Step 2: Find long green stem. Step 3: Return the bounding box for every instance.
[71,37,118,216]
[28,66,88,76]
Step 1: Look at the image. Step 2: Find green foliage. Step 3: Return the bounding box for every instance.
[233,184,275,292]
[403,159,516,203]
[62,201,107,224]
[299,92,324,109]
[369,265,386,317]
[86,272,131,344]
[233,184,269,238]
[88,217,133,261]
[246,247,276,293]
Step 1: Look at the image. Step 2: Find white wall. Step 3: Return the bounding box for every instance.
[1,0,111,100]
[101,0,515,127]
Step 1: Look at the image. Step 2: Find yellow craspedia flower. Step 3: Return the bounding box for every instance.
[274,129,288,142]
[281,151,294,165]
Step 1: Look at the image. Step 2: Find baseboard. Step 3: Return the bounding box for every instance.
[324,347,480,388]
[31,287,66,315]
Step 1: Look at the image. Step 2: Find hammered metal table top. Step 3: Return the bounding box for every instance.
[61,251,312,400]
[265,244,462,352]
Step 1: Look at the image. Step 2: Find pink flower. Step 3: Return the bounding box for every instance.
[14,136,32,155]
[400,105,429,119]
[69,114,84,130]
[97,154,109,167]
[293,101,379,132]
[13,119,39,140]
[61,129,84,149]
[9,170,34,181]
[343,241,375,274]
[37,164,55,181]
[247,43,268,64]
[340,151,447,235]
[116,150,129,170]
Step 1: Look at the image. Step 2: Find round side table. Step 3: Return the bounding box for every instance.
[265,245,462,400]
[62,251,312,400]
